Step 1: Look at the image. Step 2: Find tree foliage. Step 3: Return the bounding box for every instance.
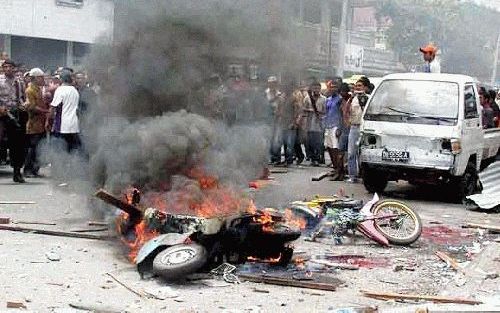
[377,0,500,80]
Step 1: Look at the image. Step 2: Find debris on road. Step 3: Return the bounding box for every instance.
[13,221,57,226]
[0,217,10,224]
[95,189,143,222]
[331,306,378,313]
[361,290,483,305]
[248,179,274,189]
[462,223,500,233]
[311,171,333,181]
[269,168,288,174]
[69,302,122,313]
[45,251,61,262]
[105,273,147,299]
[199,280,232,287]
[465,161,500,210]
[434,251,465,273]
[320,254,391,269]
[0,201,36,204]
[309,258,360,270]
[143,286,180,299]
[237,273,341,291]
[210,263,240,284]
[0,224,110,240]
[6,301,27,309]
[252,287,270,293]
[392,264,415,272]
[70,227,109,233]
[88,221,109,226]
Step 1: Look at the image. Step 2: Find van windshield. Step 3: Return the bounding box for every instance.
[365,80,459,125]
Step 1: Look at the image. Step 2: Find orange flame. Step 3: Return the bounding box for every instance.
[283,209,307,230]
[116,168,260,263]
[117,213,159,263]
[124,187,140,205]
[247,253,282,264]
[293,257,306,270]
[253,211,275,232]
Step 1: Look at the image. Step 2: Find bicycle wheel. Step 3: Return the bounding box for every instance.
[371,200,422,245]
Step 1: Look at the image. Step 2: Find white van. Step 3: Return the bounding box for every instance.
[359,73,500,201]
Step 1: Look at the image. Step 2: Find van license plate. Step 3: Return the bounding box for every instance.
[382,150,410,162]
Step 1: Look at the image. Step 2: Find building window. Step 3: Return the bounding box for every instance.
[56,0,83,8]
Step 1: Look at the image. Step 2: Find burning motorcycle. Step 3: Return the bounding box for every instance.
[290,194,422,246]
[95,190,301,281]
[134,209,300,280]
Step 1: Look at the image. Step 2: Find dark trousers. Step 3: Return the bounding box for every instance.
[282,129,296,164]
[294,129,305,162]
[6,123,26,170]
[307,131,322,162]
[25,133,45,174]
[52,133,81,153]
[0,120,7,162]
[319,130,325,164]
[270,124,282,163]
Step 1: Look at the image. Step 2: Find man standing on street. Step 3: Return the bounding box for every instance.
[345,77,370,183]
[324,78,343,179]
[0,60,28,183]
[302,81,326,167]
[46,71,81,153]
[24,68,49,177]
[266,76,284,165]
[279,81,304,166]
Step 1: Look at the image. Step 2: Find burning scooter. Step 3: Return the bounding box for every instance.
[96,189,301,281]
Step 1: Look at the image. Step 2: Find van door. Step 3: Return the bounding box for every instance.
[461,84,483,172]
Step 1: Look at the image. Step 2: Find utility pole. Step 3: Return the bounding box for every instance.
[336,0,350,77]
[491,32,500,86]
[322,0,333,75]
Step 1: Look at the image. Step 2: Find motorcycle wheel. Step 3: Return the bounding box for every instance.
[152,243,208,280]
[371,200,422,245]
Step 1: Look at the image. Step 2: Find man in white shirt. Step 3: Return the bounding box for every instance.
[420,44,441,73]
[46,70,81,153]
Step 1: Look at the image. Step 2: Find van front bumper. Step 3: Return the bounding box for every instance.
[360,148,455,181]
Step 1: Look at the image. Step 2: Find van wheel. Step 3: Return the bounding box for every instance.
[455,162,481,203]
[362,168,388,194]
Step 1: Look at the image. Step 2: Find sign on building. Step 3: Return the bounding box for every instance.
[344,44,364,73]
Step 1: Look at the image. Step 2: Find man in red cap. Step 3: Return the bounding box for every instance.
[420,44,441,73]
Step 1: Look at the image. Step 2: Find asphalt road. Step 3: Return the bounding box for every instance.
[0,163,499,313]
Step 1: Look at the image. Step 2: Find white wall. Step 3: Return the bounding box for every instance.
[0,0,114,43]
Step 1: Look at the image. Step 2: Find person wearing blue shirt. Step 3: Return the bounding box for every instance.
[324,78,343,180]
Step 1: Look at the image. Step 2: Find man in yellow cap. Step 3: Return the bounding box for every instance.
[420,44,441,73]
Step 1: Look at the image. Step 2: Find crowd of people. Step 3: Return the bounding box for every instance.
[1,48,499,186]
[267,75,374,183]
[479,86,500,129]
[0,53,94,183]
[265,53,500,183]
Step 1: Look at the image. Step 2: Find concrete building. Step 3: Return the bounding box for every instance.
[0,0,114,70]
[288,0,404,78]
